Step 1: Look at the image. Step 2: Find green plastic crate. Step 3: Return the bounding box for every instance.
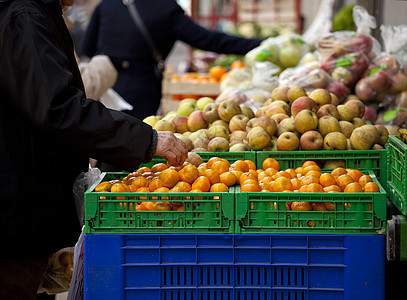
[387,135,407,215]
[140,151,256,169]
[84,173,235,234]
[234,171,387,234]
[256,149,388,191]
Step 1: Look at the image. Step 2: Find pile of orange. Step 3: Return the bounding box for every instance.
[94,157,380,212]
[209,60,246,83]
[252,158,380,194]
[171,72,216,84]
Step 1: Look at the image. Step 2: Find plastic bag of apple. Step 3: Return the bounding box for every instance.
[93,155,381,213]
[245,33,311,72]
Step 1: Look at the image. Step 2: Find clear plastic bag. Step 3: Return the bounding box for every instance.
[245,33,310,71]
[250,61,280,93]
[301,0,335,47]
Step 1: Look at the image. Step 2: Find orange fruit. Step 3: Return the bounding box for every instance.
[219,171,237,187]
[323,185,341,193]
[131,177,149,189]
[320,173,337,187]
[231,169,243,182]
[151,163,169,173]
[347,169,363,182]
[173,181,192,192]
[207,157,222,168]
[192,176,211,192]
[239,172,258,185]
[262,158,280,171]
[245,160,257,170]
[305,170,321,178]
[358,175,373,187]
[257,171,268,181]
[111,182,130,193]
[204,169,221,185]
[331,167,347,179]
[137,167,151,174]
[336,174,354,191]
[154,187,170,193]
[324,202,335,210]
[209,66,227,82]
[264,168,278,177]
[312,202,328,211]
[273,170,292,180]
[230,60,245,70]
[285,169,297,179]
[302,165,320,176]
[300,175,319,186]
[159,168,180,188]
[259,176,273,185]
[211,160,230,175]
[210,183,229,192]
[364,182,380,193]
[94,181,112,192]
[149,178,164,192]
[291,202,312,211]
[302,161,317,168]
[231,160,250,172]
[241,178,258,186]
[241,183,261,192]
[298,185,308,193]
[344,182,363,193]
[190,189,203,193]
[306,183,324,193]
[197,164,208,176]
[295,167,303,175]
[178,164,199,184]
[290,178,301,190]
[272,177,293,192]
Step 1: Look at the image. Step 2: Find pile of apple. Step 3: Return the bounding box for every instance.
[144,96,258,152]
[145,85,389,152]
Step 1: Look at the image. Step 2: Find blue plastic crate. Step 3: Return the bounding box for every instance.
[84,234,384,300]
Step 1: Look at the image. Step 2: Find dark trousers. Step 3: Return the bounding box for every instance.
[0,256,48,300]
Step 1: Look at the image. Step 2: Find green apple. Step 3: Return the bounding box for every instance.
[279,46,301,68]
[143,115,160,127]
[177,101,198,117]
[196,97,215,110]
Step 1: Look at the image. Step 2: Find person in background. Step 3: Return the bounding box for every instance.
[80,0,262,120]
[0,0,187,299]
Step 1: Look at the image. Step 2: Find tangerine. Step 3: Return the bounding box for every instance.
[262,158,280,171]
[219,171,237,187]
[210,183,229,192]
[231,160,250,172]
[358,175,373,187]
[159,168,180,188]
[344,182,363,193]
[204,169,221,185]
[178,164,199,184]
[209,66,227,82]
[364,182,380,193]
[320,173,337,187]
[192,176,211,192]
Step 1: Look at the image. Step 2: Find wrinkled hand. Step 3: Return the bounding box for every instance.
[154,131,188,167]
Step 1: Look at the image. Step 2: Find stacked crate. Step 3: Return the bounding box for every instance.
[84,149,387,299]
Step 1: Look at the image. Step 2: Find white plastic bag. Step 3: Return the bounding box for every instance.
[99,88,133,111]
[67,166,101,300]
[302,0,335,47]
[67,230,84,300]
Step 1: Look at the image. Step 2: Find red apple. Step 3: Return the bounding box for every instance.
[291,96,318,117]
[300,130,323,150]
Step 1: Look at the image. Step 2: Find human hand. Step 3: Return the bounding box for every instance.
[154,131,188,167]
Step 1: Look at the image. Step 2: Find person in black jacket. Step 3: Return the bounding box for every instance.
[0,0,187,299]
[80,0,262,120]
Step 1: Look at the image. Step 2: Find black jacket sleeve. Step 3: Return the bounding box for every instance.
[0,3,154,170]
[167,3,262,54]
